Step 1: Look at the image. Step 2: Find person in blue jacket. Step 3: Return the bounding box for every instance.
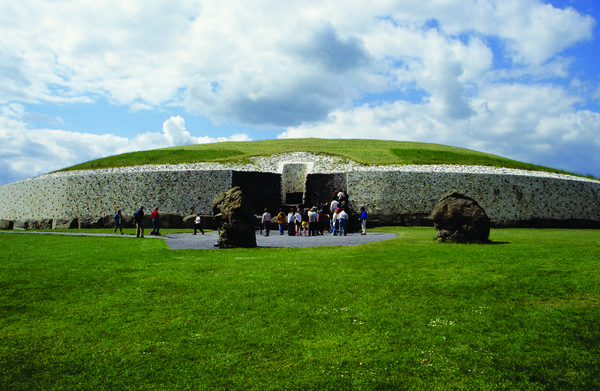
[113,209,123,235]
[360,206,368,235]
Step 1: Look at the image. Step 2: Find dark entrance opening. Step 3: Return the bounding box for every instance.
[286,192,304,205]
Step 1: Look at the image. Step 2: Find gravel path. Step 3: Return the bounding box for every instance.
[1,230,397,250]
[165,231,397,250]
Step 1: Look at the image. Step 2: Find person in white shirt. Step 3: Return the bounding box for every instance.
[338,208,348,236]
[294,210,303,236]
[193,214,204,235]
[261,208,272,236]
[331,208,339,236]
[287,208,295,236]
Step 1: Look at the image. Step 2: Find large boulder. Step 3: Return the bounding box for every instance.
[79,217,104,229]
[432,192,491,243]
[212,187,256,248]
[0,219,14,230]
[53,218,79,229]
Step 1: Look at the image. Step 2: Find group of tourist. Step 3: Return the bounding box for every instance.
[112,205,166,238]
[259,190,368,237]
[115,190,369,240]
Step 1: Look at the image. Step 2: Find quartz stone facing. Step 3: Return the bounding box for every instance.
[0,153,599,229]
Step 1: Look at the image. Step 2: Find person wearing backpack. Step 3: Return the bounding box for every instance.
[113,209,123,235]
[133,205,145,238]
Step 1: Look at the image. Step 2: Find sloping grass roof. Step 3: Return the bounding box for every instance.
[58,138,573,176]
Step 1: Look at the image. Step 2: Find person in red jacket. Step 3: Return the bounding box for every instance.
[150,207,160,235]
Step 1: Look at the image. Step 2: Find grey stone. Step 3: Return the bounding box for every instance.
[53,218,78,229]
[213,187,256,248]
[0,219,13,230]
[158,212,183,228]
[13,220,28,230]
[432,192,491,243]
[78,217,103,229]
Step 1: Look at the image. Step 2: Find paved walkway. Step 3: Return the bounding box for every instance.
[166,231,396,250]
[2,230,396,250]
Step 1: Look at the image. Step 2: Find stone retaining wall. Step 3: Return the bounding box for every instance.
[347,171,600,227]
[0,169,233,222]
[0,164,599,229]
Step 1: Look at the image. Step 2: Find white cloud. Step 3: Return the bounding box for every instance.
[2,0,593,119]
[162,116,194,146]
[279,82,600,175]
[0,106,250,184]
[0,0,598,180]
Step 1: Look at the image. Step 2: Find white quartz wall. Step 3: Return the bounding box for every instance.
[1,159,599,225]
[347,170,600,223]
[281,163,312,199]
[0,169,233,221]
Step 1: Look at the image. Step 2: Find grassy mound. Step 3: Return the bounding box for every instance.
[60,138,569,175]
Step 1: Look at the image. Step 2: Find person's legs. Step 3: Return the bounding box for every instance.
[136,222,144,237]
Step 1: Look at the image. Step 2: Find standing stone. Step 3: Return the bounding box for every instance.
[432,192,491,243]
[212,187,257,248]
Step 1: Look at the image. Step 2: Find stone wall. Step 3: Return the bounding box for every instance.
[232,171,282,214]
[347,170,600,227]
[1,165,599,229]
[304,172,347,208]
[0,169,233,222]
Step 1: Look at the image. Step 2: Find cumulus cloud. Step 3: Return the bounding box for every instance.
[0,0,598,180]
[0,106,250,184]
[4,0,592,122]
[279,82,600,176]
[162,116,194,146]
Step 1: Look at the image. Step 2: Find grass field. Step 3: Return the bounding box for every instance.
[1,228,599,390]
[59,138,577,176]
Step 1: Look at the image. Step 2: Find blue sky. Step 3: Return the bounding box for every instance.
[1,0,599,185]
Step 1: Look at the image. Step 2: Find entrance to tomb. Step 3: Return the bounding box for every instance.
[285,192,304,205]
[280,162,313,206]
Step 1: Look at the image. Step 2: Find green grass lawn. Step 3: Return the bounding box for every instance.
[1,228,599,390]
[59,138,579,177]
